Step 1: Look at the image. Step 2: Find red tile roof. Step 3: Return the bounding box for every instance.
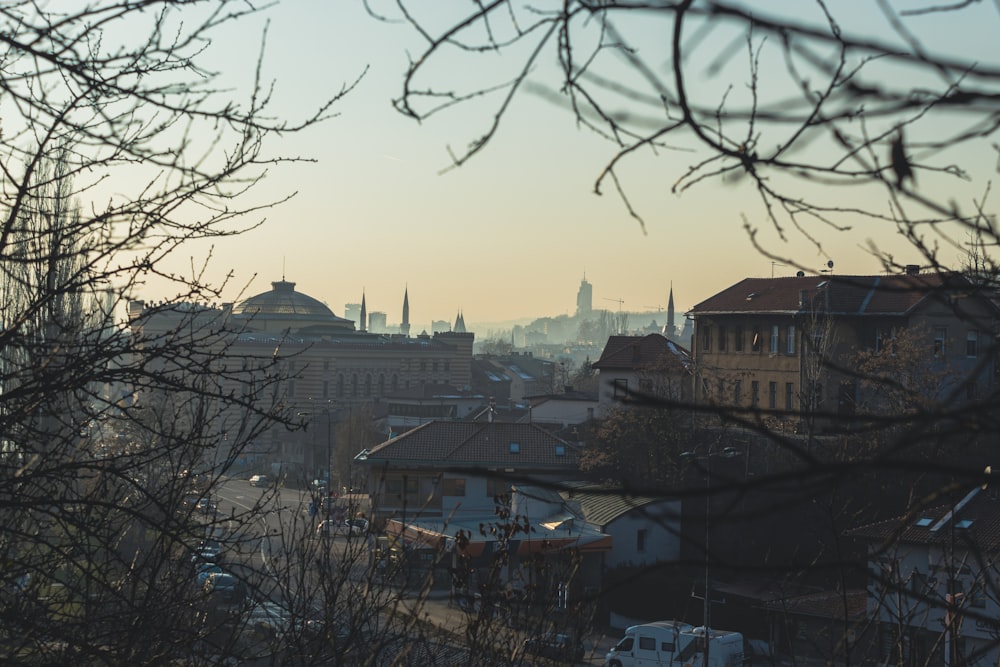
[593,333,692,372]
[360,420,579,470]
[762,589,869,621]
[690,272,974,317]
[849,487,1000,552]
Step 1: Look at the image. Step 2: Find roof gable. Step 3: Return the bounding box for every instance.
[593,333,692,372]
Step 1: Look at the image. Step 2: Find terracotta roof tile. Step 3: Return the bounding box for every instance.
[762,589,868,621]
[593,333,692,372]
[690,272,973,317]
[361,420,579,470]
[849,488,1000,552]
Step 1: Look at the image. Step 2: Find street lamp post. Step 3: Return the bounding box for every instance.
[681,444,742,665]
[297,400,336,499]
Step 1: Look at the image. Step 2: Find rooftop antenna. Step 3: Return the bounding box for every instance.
[771,261,786,278]
[820,259,835,274]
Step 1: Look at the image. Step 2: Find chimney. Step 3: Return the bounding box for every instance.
[905,264,920,275]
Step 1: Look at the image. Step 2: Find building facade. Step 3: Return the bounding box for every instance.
[688,269,999,430]
[129,279,474,482]
[592,333,693,416]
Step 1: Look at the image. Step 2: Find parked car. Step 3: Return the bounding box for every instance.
[194,563,224,587]
[196,497,217,515]
[203,572,240,602]
[519,633,585,664]
[190,539,223,565]
[248,474,270,488]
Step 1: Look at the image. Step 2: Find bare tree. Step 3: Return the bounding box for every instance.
[0,2,367,664]
[368,3,1000,664]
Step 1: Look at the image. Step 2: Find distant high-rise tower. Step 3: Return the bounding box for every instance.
[400,286,410,336]
[368,311,387,333]
[454,310,467,333]
[576,274,593,316]
[359,291,367,332]
[666,282,676,340]
[344,302,361,326]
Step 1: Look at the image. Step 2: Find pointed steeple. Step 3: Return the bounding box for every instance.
[359,291,367,332]
[454,309,466,333]
[400,286,411,336]
[666,282,676,340]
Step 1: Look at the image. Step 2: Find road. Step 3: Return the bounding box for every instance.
[204,476,617,665]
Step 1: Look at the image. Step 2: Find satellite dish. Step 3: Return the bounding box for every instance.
[796,270,805,277]
[827,260,834,269]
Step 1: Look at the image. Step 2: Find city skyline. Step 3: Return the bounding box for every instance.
[136,2,992,325]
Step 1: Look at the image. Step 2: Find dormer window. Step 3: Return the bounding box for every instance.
[509,442,521,454]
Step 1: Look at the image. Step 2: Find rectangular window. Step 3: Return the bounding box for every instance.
[322,380,329,399]
[734,326,744,352]
[967,331,979,358]
[875,328,884,352]
[786,382,794,411]
[440,478,466,497]
[770,324,780,354]
[768,381,777,409]
[636,529,647,553]
[910,571,929,595]
[717,378,725,401]
[734,379,742,404]
[751,381,760,407]
[933,327,947,356]
[638,636,656,651]
[701,325,712,352]
[786,325,796,354]
[288,379,296,397]
[613,378,629,399]
[486,477,510,497]
[718,326,727,352]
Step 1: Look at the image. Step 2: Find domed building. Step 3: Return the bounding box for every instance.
[230,279,356,336]
[128,278,474,485]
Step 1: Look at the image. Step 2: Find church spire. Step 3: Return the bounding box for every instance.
[454,309,466,333]
[400,286,411,336]
[359,291,367,333]
[666,282,676,340]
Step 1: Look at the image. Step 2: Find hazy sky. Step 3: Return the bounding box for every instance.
[142,2,999,331]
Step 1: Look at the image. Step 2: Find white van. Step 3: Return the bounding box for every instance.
[605,622,743,667]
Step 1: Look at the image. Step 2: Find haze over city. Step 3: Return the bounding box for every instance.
[136,2,998,329]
